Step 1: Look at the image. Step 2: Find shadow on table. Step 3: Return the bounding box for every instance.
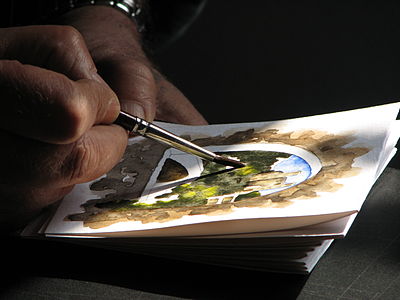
[2,237,307,299]
[298,168,400,299]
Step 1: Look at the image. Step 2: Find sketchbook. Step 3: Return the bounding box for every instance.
[23,103,400,274]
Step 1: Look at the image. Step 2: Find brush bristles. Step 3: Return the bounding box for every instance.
[213,155,246,168]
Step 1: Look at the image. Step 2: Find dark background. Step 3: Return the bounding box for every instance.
[154,1,400,124]
[2,1,400,299]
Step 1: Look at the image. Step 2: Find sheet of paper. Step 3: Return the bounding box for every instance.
[44,103,400,237]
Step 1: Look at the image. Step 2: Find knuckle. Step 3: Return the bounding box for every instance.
[51,83,89,143]
[46,26,83,53]
[40,26,96,79]
[64,138,93,183]
[60,107,88,144]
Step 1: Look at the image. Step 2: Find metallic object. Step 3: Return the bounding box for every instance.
[68,0,145,32]
[114,111,245,168]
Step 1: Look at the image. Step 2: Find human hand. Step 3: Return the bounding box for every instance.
[58,5,208,125]
[0,26,128,232]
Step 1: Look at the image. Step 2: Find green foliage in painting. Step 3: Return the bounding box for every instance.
[234,191,262,201]
[126,151,290,210]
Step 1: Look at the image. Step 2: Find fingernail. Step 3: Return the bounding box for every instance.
[121,102,146,120]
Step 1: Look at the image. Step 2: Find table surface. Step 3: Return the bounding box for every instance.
[1,168,400,300]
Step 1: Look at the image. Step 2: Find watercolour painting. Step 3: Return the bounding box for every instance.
[44,103,399,236]
[67,142,323,226]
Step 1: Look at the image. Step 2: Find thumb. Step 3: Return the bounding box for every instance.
[97,58,157,121]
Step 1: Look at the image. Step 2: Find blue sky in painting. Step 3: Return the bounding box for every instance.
[273,155,312,184]
[258,154,312,196]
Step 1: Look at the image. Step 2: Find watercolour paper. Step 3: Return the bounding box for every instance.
[43,103,400,237]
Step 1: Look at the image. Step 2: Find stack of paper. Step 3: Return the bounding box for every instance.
[23,103,400,273]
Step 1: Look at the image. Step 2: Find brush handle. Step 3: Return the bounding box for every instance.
[114,111,217,161]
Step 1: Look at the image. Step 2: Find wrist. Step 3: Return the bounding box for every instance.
[58,5,146,63]
[69,0,146,33]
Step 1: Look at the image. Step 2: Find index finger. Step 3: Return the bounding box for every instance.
[0,25,99,81]
[0,60,120,144]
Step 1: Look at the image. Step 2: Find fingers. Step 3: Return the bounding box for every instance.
[0,25,129,231]
[0,60,120,144]
[0,124,128,232]
[63,124,128,184]
[0,26,99,81]
[0,124,128,187]
[96,57,207,125]
[97,58,157,121]
[0,26,121,144]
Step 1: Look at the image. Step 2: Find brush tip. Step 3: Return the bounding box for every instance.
[213,155,246,168]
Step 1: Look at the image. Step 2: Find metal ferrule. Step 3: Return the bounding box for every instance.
[144,123,217,161]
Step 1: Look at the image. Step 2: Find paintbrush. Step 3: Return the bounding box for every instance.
[114,111,246,168]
